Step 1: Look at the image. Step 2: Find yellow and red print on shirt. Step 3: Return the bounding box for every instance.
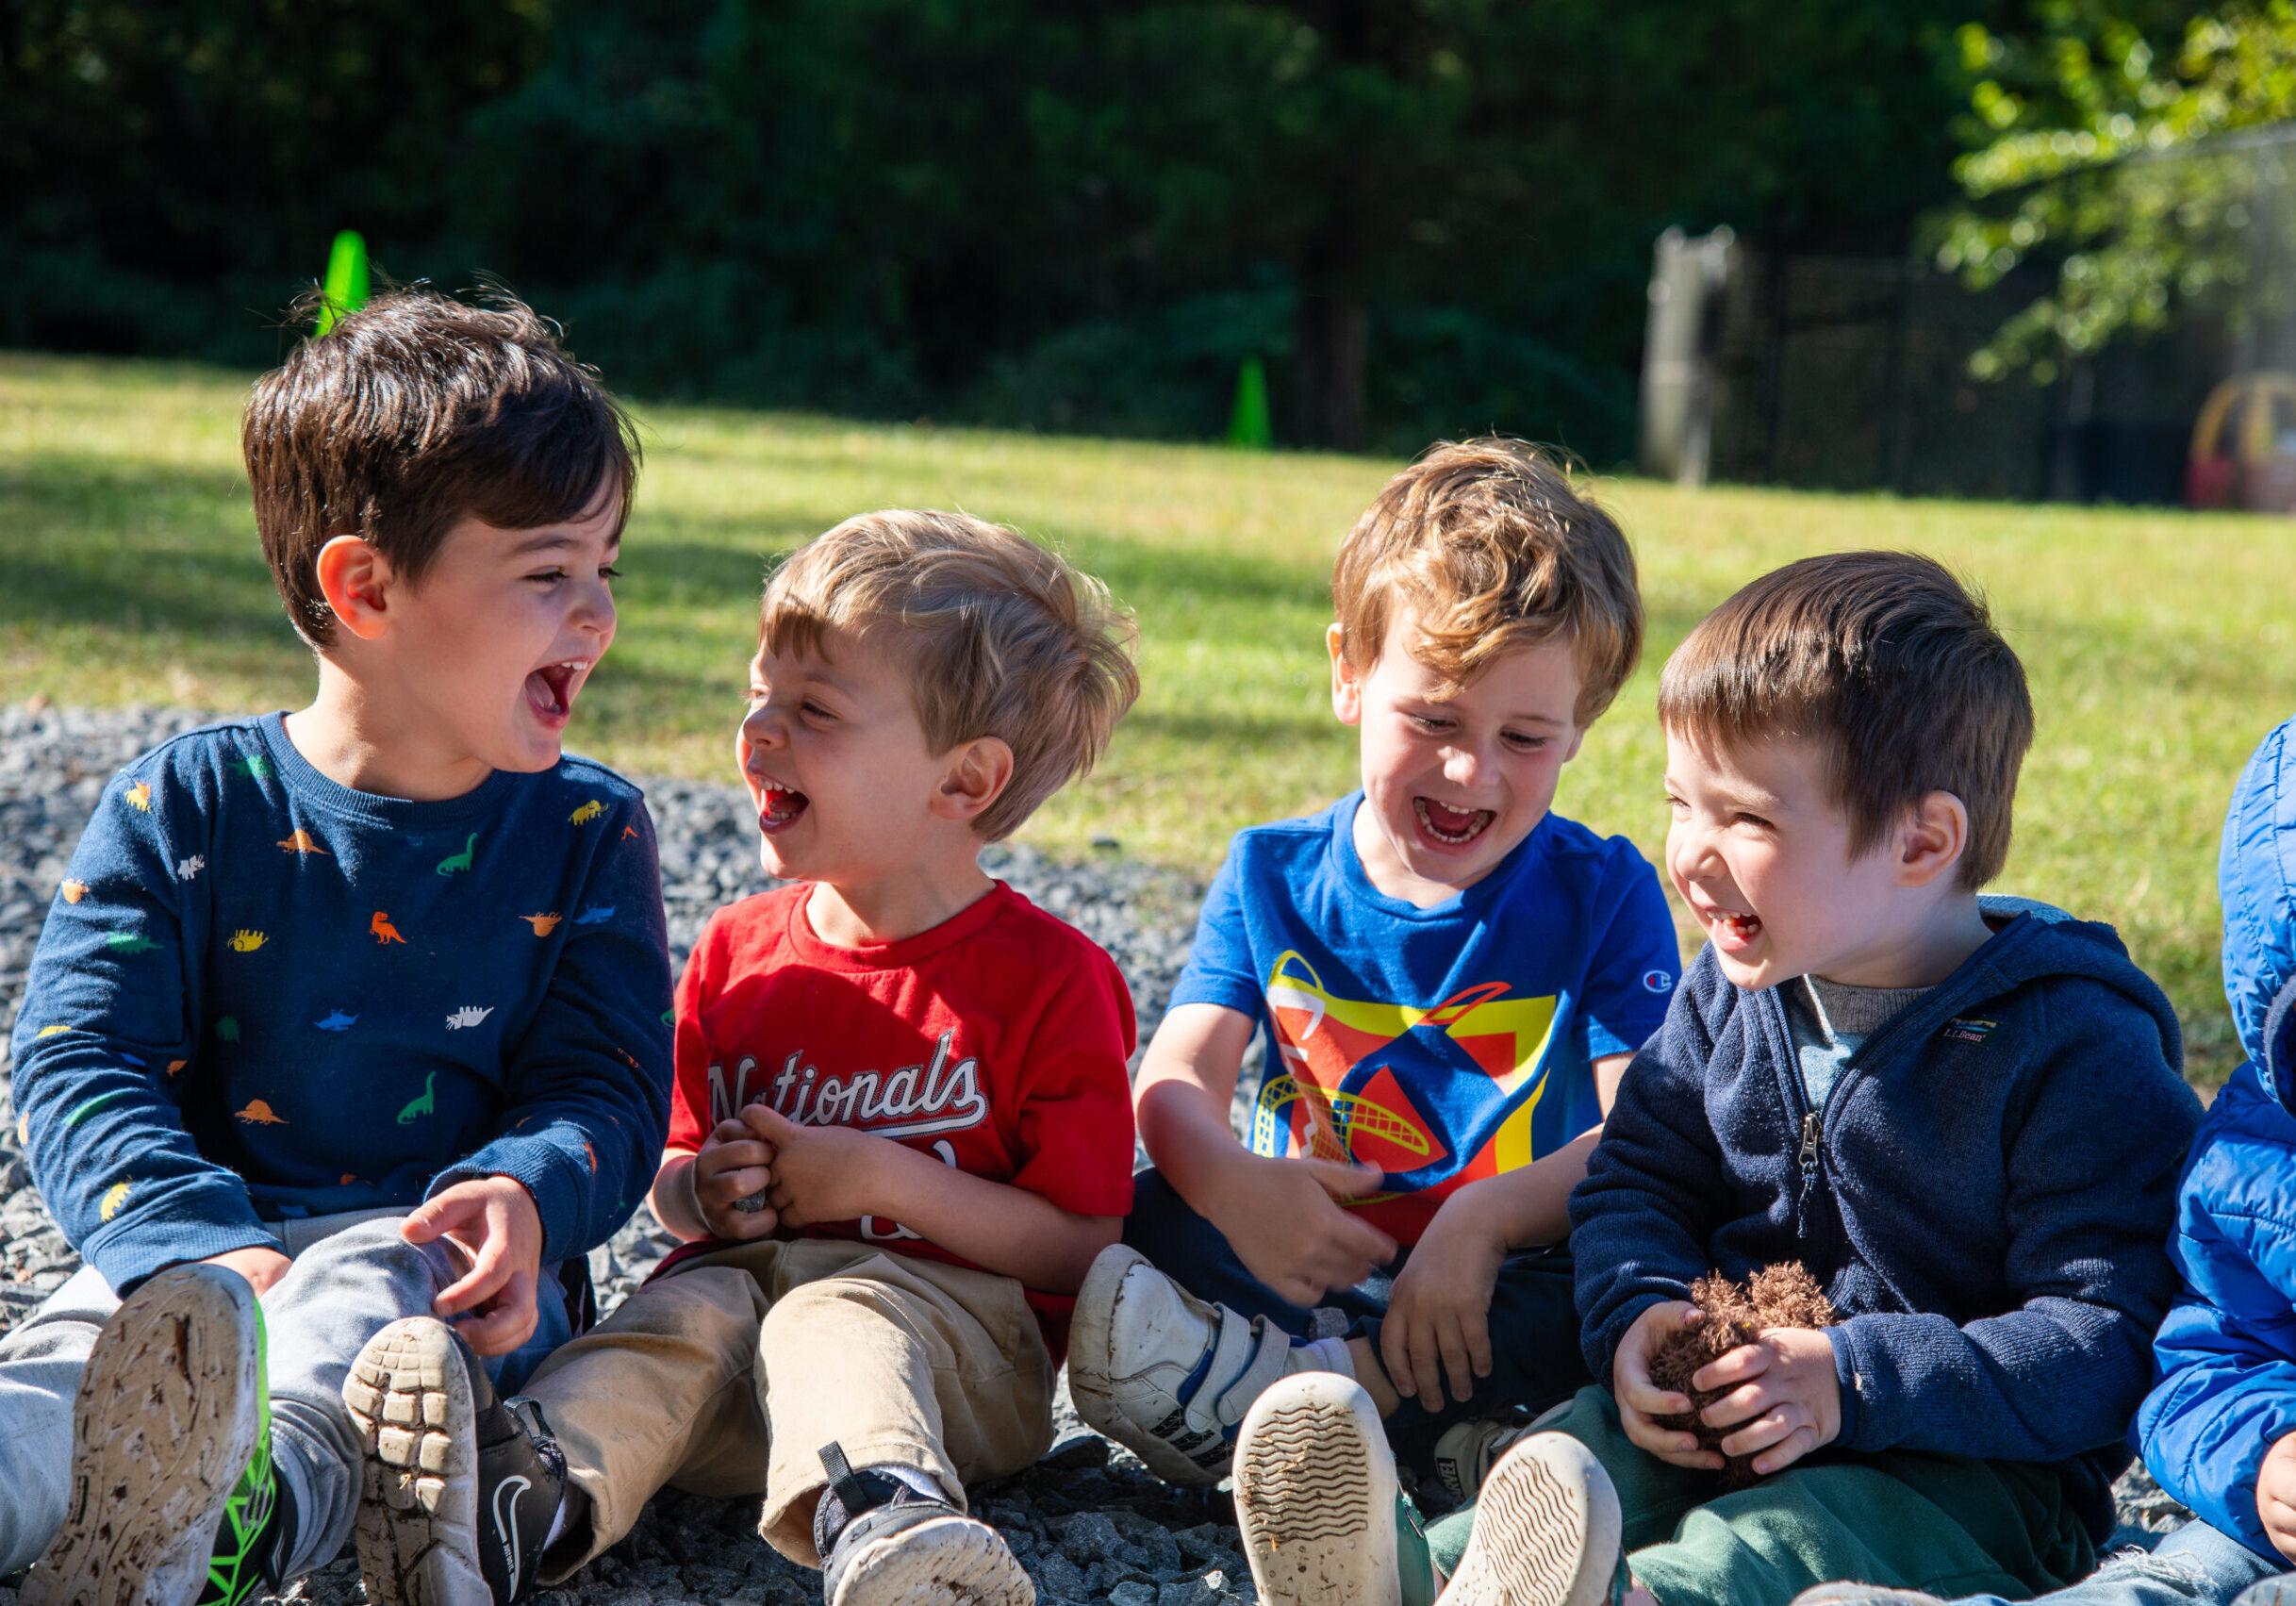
[1252,949,1562,1244]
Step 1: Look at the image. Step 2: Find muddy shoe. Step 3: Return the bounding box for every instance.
[25,1264,284,1606]
[815,1442,1033,1606]
[1067,1245,1308,1487]
[1443,1432,1628,1606]
[1233,1372,1435,1606]
[345,1316,566,1606]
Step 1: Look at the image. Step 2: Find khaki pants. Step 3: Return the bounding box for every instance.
[523,1238,1055,1578]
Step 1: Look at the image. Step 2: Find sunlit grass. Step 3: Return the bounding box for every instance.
[4,352,2287,1084]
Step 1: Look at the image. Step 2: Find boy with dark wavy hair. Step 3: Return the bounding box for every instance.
[2,290,670,1606]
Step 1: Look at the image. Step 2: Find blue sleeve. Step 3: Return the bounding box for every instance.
[10,763,278,1291]
[431,793,673,1262]
[1568,963,1732,1379]
[1165,848,1264,1021]
[2137,1089,2296,1563]
[1827,991,2199,1462]
[1576,845,1680,1062]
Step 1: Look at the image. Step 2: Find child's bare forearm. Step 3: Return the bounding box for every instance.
[647,1151,709,1241]
[862,1138,1119,1292]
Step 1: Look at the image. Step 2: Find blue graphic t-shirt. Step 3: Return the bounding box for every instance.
[1168,792,1680,1244]
[8,713,673,1293]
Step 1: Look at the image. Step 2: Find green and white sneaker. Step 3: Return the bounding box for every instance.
[1442,1432,1628,1606]
[1232,1373,1436,1606]
[24,1264,289,1606]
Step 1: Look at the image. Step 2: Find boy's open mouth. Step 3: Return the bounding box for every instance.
[1413,796,1494,847]
[757,785,809,833]
[526,660,588,724]
[1709,907,1763,950]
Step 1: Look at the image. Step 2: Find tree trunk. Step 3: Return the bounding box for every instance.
[1293,290,1367,451]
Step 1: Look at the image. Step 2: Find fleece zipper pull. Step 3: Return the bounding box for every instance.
[1794,1110,1823,1233]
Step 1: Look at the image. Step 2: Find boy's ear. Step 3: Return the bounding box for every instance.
[933,736,1016,824]
[313,536,397,642]
[1329,623,1365,727]
[1894,789,1970,889]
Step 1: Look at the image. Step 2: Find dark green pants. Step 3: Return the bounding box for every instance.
[1427,1387,2095,1606]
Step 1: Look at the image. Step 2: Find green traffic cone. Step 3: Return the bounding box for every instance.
[316,230,370,335]
[1227,356,1273,450]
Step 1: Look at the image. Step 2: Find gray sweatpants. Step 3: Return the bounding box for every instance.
[0,1211,571,1581]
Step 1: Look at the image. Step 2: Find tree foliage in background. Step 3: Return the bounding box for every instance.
[1943,0,2293,379]
[6,0,2005,459]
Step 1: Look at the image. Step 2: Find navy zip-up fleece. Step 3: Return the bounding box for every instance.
[8,714,674,1294]
[1571,900,2202,1543]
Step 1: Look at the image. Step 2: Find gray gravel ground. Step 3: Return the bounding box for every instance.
[0,705,2189,1604]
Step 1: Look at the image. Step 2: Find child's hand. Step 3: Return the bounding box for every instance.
[693,1117,779,1239]
[740,1104,893,1228]
[403,1174,546,1356]
[2258,1431,2296,1561]
[1612,1300,1726,1470]
[202,1244,292,1298]
[1693,1325,1842,1476]
[1211,1151,1396,1308]
[1380,1184,1507,1405]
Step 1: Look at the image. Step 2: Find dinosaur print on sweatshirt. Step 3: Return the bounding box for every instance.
[575,905,614,925]
[436,835,477,876]
[229,930,266,952]
[314,1009,357,1032]
[59,878,87,903]
[519,912,562,936]
[237,1100,288,1125]
[569,800,605,825]
[445,1005,493,1031]
[277,829,328,857]
[100,1180,132,1221]
[104,932,159,956]
[225,753,272,781]
[175,855,205,882]
[125,782,152,812]
[398,1072,438,1124]
[372,911,406,945]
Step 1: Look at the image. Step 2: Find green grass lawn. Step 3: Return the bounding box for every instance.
[5,351,2289,1085]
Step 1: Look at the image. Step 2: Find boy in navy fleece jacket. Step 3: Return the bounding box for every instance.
[1382,553,2201,1606]
[0,291,669,1606]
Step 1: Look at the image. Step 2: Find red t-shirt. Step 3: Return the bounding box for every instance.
[658,881,1137,1357]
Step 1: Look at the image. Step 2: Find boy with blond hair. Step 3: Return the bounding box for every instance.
[1069,440,1681,1550]
[1275,552,2203,1606]
[2,290,671,1606]
[345,510,1143,1606]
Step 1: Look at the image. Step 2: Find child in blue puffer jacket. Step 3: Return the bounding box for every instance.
[1795,714,2296,1606]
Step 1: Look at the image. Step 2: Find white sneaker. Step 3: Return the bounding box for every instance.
[1432,1418,1536,1502]
[1066,1246,1298,1487]
[1443,1433,1628,1606]
[1233,1373,1411,1606]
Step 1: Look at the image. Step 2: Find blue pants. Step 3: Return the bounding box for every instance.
[1120,1167,1591,1474]
[1939,1522,2281,1606]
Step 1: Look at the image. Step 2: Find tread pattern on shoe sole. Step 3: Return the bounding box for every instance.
[1235,1392,1396,1606]
[1446,1452,1599,1606]
[344,1321,477,1606]
[23,1270,256,1606]
[1235,1401,1374,1544]
[831,1515,1037,1606]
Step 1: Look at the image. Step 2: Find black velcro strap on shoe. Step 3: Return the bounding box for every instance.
[818,1442,883,1519]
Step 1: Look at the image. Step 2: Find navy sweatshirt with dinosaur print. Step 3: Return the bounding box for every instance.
[8,713,673,1294]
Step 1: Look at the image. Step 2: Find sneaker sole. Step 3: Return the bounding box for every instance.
[345,1317,492,1606]
[23,1266,261,1606]
[1442,1433,1623,1606]
[828,1514,1037,1606]
[1065,1245,1228,1488]
[1234,1374,1400,1606]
